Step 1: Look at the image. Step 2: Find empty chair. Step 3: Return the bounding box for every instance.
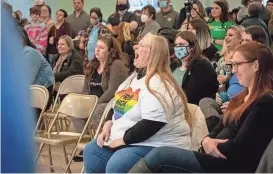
[35,93,98,172]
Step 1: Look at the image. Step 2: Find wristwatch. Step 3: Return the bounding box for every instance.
[213,39,216,44]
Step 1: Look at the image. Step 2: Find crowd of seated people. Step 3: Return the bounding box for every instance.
[6,0,273,172]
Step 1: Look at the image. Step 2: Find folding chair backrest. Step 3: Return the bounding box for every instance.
[58,75,85,95]
[58,93,98,119]
[52,75,85,111]
[94,98,115,138]
[30,85,49,110]
[48,93,98,133]
[187,103,209,151]
[30,85,49,133]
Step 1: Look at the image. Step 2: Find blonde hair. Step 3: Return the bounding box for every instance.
[194,0,207,18]
[59,35,75,52]
[220,26,244,56]
[144,33,192,127]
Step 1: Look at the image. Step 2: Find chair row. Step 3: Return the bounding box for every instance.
[30,75,210,173]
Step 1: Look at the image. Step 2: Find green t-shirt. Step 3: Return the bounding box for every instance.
[208,20,234,51]
[173,68,187,86]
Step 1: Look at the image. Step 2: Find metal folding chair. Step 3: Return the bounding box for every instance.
[35,93,98,173]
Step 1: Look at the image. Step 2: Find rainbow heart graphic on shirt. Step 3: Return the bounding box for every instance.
[113,87,140,120]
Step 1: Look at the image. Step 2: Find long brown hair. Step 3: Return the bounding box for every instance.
[145,33,192,127]
[85,34,128,81]
[224,42,273,124]
[175,31,203,69]
[193,0,207,18]
[189,18,212,51]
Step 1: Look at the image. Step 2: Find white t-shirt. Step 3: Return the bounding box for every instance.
[109,73,191,149]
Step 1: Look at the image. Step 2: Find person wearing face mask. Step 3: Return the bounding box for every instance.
[171,31,218,105]
[79,8,104,70]
[107,0,138,36]
[137,5,161,41]
[156,0,178,28]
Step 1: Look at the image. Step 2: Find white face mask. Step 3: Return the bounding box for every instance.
[141,14,149,23]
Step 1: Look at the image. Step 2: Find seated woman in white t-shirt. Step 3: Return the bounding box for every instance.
[83,33,192,173]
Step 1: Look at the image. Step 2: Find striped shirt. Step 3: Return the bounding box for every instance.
[25,21,48,55]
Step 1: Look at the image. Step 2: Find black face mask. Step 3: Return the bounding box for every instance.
[116,4,128,11]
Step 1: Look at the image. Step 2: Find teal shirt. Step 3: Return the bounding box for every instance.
[173,68,187,86]
[208,20,234,51]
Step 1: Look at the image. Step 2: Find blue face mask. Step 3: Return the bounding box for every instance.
[159,1,168,8]
[174,46,190,60]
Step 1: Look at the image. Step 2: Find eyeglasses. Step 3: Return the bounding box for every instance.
[231,60,255,70]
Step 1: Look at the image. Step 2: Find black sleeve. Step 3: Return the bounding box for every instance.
[107,15,115,25]
[106,109,114,121]
[208,118,224,138]
[184,59,219,105]
[217,96,273,158]
[174,8,186,29]
[107,16,112,25]
[129,13,138,23]
[123,119,166,144]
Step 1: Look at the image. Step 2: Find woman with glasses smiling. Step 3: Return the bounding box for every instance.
[129,41,273,173]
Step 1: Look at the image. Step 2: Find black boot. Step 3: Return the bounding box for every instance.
[73,150,83,162]
[129,158,152,173]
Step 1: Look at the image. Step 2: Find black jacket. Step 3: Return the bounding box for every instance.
[174,7,186,30]
[202,44,218,62]
[52,50,83,82]
[241,17,271,45]
[195,92,273,173]
[171,58,219,105]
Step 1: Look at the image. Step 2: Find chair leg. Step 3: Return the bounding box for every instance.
[36,143,45,162]
[64,145,78,173]
[60,118,64,131]
[80,166,84,173]
[65,119,71,131]
[48,145,54,173]
[62,145,71,173]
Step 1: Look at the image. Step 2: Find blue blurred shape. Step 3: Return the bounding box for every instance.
[1,5,35,173]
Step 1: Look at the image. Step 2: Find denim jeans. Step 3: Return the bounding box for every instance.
[83,139,154,173]
[143,146,204,173]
